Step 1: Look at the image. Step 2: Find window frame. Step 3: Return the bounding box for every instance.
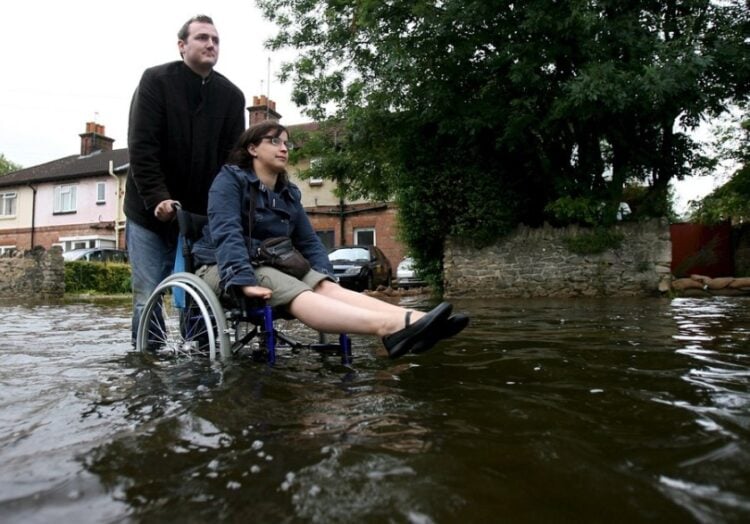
[308,157,324,186]
[316,229,335,250]
[53,184,77,214]
[0,191,17,217]
[96,181,106,205]
[354,227,376,246]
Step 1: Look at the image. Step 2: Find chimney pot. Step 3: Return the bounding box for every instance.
[79,121,114,156]
[247,94,282,125]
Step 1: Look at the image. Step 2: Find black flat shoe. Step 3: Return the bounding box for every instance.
[411,313,470,354]
[382,302,452,359]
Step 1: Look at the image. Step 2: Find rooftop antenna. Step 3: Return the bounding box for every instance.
[266,57,271,119]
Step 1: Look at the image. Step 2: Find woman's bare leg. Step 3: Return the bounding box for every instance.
[288,290,408,337]
[313,280,424,318]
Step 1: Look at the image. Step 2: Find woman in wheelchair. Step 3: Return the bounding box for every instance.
[191,121,469,359]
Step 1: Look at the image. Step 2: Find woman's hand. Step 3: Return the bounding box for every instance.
[241,285,273,300]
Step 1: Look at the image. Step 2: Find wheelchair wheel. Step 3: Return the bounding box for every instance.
[136,272,231,361]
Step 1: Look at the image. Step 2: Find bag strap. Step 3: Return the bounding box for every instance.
[248,183,258,237]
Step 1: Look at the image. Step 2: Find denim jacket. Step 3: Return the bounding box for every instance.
[192,164,334,290]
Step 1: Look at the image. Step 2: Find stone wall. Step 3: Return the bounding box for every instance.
[444,219,672,298]
[0,246,65,300]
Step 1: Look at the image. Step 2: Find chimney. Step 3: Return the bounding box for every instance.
[79,121,114,156]
[247,95,282,126]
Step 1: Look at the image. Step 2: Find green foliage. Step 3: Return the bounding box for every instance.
[545,196,603,227]
[65,261,131,294]
[563,228,625,255]
[690,164,750,224]
[260,0,750,286]
[0,153,22,175]
[690,113,750,223]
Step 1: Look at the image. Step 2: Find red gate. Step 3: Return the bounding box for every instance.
[670,222,733,278]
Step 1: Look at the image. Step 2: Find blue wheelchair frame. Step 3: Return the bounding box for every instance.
[166,206,352,365]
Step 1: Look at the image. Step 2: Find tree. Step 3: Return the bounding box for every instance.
[0,154,21,176]
[258,0,749,286]
[690,110,750,223]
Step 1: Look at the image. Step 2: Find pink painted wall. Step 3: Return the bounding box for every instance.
[35,176,119,227]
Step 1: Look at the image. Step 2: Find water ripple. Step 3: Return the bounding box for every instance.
[1,297,749,522]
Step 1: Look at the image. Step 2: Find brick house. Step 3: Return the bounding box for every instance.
[0,97,407,269]
[251,96,407,267]
[0,122,128,254]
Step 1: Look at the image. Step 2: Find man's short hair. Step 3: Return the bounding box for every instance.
[177,14,214,41]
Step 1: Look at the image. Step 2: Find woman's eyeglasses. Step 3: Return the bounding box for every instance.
[261,136,295,150]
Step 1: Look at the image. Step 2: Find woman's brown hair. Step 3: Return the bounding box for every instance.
[228,121,290,181]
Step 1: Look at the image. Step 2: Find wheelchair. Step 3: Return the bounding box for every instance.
[134,206,352,365]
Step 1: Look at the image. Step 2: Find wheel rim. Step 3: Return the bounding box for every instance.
[137,280,216,359]
[165,273,232,359]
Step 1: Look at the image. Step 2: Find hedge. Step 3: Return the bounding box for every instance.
[65,261,131,294]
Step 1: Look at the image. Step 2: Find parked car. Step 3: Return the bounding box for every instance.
[396,257,426,288]
[328,245,392,291]
[63,248,129,263]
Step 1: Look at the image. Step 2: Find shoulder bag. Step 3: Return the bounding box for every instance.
[248,184,311,280]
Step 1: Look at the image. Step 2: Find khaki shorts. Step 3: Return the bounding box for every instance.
[195,264,332,308]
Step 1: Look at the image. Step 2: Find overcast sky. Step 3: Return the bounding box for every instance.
[1,0,304,168]
[1,0,729,215]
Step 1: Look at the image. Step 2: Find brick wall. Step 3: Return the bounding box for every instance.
[0,223,123,251]
[307,204,405,268]
[0,226,28,250]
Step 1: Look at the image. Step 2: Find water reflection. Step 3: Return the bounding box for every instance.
[655,299,750,522]
[0,297,749,522]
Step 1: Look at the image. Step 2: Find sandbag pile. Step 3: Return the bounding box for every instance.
[671,274,750,296]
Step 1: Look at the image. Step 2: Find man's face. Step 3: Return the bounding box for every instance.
[178,22,219,73]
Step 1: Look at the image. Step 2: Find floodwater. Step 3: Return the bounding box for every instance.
[1,295,749,523]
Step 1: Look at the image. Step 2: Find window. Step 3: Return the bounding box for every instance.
[0,245,17,256]
[59,236,115,252]
[308,157,324,186]
[316,230,335,250]
[54,184,77,213]
[354,228,375,246]
[1,192,17,217]
[96,182,106,204]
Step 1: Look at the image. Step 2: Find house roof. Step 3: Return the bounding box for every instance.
[287,122,321,135]
[0,148,130,189]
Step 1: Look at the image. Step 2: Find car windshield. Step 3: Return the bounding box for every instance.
[329,248,369,263]
[62,249,128,262]
[62,250,88,261]
[399,258,414,270]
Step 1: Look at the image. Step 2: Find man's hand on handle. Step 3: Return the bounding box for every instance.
[154,199,180,222]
